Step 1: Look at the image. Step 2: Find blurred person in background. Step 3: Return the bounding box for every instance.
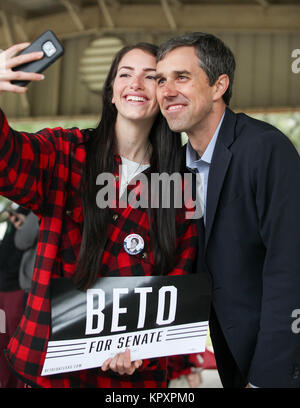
[0,206,28,388]
[14,211,40,299]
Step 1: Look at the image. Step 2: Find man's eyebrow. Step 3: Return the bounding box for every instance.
[118,66,156,72]
[155,70,191,79]
[175,70,191,75]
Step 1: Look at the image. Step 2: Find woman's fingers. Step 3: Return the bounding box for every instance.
[134,360,143,369]
[0,43,44,93]
[5,51,44,70]
[101,349,143,375]
[109,352,129,375]
[3,42,31,59]
[119,348,133,374]
[0,70,44,82]
[101,357,113,372]
[0,80,28,94]
[109,354,121,373]
[0,43,42,71]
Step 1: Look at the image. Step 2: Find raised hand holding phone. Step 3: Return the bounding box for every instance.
[11,30,64,87]
[0,43,44,93]
[0,30,64,93]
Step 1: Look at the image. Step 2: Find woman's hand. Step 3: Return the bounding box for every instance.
[101,348,143,375]
[8,212,26,229]
[0,42,44,93]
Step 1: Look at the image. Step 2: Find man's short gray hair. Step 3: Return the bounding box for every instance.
[157,32,236,105]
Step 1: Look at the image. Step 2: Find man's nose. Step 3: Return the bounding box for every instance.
[162,81,178,97]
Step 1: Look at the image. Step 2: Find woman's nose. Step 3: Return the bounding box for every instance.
[130,76,144,90]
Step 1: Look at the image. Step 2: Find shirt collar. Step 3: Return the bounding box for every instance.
[186,111,225,167]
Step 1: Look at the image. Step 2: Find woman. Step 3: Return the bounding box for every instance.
[0,42,197,388]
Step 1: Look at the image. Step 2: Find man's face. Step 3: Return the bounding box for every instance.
[156,46,215,135]
[130,239,138,250]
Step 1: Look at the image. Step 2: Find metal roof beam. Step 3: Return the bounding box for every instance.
[0,10,16,45]
[0,0,27,18]
[170,0,182,8]
[160,0,177,30]
[107,0,120,8]
[255,0,269,7]
[12,16,29,42]
[97,0,115,28]
[1,3,299,47]
[59,0,85,31]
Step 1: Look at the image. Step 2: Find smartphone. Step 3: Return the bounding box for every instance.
[12,30,64,87]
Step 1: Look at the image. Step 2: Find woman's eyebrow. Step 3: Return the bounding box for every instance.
[118,66,156,72]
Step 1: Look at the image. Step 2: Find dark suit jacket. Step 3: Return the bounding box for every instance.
[194,107,300,388]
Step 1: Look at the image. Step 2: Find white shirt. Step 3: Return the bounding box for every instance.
[119,157,150,198]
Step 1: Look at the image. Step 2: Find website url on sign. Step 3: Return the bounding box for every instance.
[43,363,82,374]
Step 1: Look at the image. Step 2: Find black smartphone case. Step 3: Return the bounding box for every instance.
[12,30,64,87]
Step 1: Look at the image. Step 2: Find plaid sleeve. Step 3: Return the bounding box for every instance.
[168,215,198,276]
[0,109,56,214]
[168,170,198,276]
[0,109,84,216]
[167,355,194,380]
[136,357,166,373]
[168,353,204,380]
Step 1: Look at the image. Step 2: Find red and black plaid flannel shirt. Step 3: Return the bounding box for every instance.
[167,354,204,381]
[0,109,198,388]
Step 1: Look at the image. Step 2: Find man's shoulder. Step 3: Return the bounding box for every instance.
[235,111,280,136]
[232,110,293,150]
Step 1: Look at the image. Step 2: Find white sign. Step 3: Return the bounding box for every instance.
[42,275,211,376]
[42,321,208,376]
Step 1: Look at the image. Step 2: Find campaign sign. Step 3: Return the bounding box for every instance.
[42,274,211,376]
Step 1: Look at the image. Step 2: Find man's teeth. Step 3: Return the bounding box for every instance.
[126,95,147,102]
[167,104,184,111]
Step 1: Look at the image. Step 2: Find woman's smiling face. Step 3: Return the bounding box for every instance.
[112,48,159,124]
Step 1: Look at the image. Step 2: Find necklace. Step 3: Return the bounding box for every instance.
[119,142,151,194]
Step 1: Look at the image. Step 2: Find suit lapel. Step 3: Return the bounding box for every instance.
[204,108,237,249]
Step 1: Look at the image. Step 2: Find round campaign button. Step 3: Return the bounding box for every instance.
[123,233,144,255]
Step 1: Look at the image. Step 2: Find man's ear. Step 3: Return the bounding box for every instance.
[213,74,229,102]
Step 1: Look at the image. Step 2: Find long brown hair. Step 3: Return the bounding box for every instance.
[73,43,183,290]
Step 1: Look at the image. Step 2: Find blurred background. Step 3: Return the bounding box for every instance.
[0,0,299,145]
[0,0,299,388]
[1,0,299,208]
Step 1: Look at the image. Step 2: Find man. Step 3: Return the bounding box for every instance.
[156,32,300,388]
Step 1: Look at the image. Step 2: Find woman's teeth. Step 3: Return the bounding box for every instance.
[126,95,147,102]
